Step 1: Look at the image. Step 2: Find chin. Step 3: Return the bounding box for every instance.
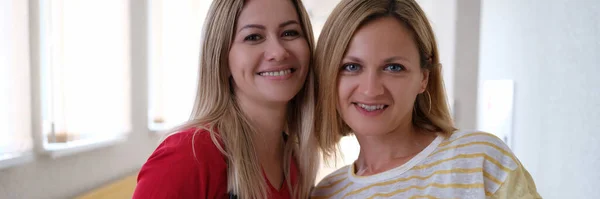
[264,93,297,103]
[264,87,303,102]
[353,131,389,137]
[347,123,391,137]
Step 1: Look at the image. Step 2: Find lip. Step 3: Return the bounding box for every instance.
[352,102,388,117]
[256,66,296,74]
[353,101,388,106]
[256,67,296,80]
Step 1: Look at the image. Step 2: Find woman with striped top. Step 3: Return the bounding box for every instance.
[312,0,541,198]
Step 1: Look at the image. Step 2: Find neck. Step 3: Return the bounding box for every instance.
[235,91,290,189]
[354,123,436,175]
[235,93,288,160]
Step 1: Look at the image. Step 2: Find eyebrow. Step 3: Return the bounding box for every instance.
[279,20,299,28]
[344,55,411,64]
[345,56,364,63]
[384,56,410,63]
[238,20,300,32]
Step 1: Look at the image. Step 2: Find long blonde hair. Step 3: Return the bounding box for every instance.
[171,0,319,198]
[315,0,457,159]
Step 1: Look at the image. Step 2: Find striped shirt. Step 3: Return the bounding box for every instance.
[311,131,541,199]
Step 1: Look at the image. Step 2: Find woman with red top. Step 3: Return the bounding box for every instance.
[133,0,319,198]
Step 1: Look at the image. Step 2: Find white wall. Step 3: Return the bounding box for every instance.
[0,1,161,198]
[417,0,457,115]
[479,0,600,198]
[418,0,482,131]
[453,0,480,130]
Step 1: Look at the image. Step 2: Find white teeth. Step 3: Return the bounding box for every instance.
[357,103,386,111]
[259,69,292,77]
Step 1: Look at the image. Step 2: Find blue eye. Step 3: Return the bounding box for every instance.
[342,63,361,72]
[384,64,405,72]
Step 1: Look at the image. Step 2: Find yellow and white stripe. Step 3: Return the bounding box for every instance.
[312,131,538,199]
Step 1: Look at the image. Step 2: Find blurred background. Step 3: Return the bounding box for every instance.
[1,0,598,198]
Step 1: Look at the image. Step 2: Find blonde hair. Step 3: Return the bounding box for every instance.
[170,0,319,198]
[315,0,457,159]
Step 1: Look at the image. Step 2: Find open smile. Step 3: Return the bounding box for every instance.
[352,102,389,116]
[257,68,296,77]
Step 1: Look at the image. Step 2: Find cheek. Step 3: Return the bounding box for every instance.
[336,83,350,118]
[388,79,421,105]
[337,77,353,105]
[287,40,310,66]
[228,47,242,70]
[228,46,258,75]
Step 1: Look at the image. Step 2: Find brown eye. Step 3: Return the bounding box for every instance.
[244,34,263,41]
[282,30,300,37]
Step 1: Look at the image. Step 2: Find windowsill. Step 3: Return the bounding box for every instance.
[148,122,175,134]
[0,152,35,170]
[43,135,128,158]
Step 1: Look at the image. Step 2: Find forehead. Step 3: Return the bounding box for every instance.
[345,17,419,60]
[236,0,299,27]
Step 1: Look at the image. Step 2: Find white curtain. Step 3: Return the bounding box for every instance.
[148,0,212,130]
[0,0,33,160]
[41,0,131,143]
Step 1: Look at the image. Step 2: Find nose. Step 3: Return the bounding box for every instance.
[359,70,384,97]
[264,39,290,62]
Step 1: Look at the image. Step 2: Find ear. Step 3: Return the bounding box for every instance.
[420,69,430,93]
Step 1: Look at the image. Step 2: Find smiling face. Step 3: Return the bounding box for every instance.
[228,0,310,106]
[337,16,429,137]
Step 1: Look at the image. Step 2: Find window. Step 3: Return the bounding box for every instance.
[38,0,131,153]
[0,0,34,168]
[148,0,212,131]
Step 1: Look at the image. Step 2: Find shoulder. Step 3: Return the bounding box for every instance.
[163,128,224,159]
[145,128,226,166]
[316,165,350,186]
[435,130,526,196]
[133,127,228,198]
[442,131,539,197]
[440,131,517,165]
[312,165,351,196]
[490,164,541,198]
[443,130,509,147]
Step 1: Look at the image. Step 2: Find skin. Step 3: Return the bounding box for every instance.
[337,17,436,176]
[228,0,310,189]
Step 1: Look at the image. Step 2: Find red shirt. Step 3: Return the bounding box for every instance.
[133,128,298,199]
